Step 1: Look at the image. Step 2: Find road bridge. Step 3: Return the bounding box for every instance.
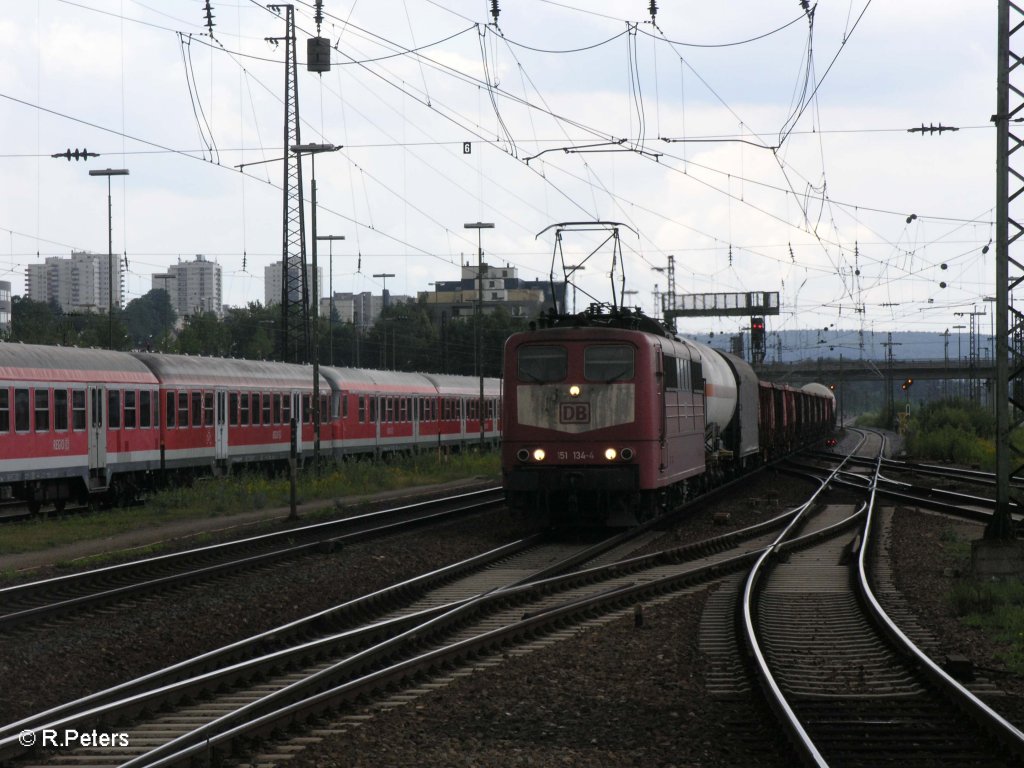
[756,358,994,386]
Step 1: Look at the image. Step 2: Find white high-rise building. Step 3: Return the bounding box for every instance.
[264,260,322,309]
[0,281,10,333]
[152,255,223,318]
[25,251,122,314]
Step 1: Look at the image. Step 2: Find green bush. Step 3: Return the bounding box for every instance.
[904,399,997,469]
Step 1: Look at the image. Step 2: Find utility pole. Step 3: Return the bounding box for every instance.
[465,222,494,450]
[317,235,345,365]
[881,332,901,426]
[373,273,396,309]
[88,168,129,350]
[986,0,1023,549]
[268,4,307,364]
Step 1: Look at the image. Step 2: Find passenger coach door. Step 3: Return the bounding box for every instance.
[87,385,107,477]
[292,392,303,458]
[215,389,228,461]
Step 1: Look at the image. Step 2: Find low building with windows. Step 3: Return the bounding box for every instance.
[418,262,563,322]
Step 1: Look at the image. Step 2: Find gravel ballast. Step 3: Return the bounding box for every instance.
[3,472,1023,767]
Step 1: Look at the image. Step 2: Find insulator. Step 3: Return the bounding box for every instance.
[490,0,500,24]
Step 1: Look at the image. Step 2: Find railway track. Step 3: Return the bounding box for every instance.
[0,487,504,633]
[744,436,1024,766]
[8,434,1016,766]
[1,476,834,767]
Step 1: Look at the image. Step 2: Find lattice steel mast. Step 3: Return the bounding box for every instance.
[268,4,309,363]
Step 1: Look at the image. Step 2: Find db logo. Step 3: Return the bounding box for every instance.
[559,403,590,423]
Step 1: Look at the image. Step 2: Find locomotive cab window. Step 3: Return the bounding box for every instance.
[585,345,634,382]
[518,345,567,382]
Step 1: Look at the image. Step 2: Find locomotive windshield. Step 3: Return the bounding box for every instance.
[518,345,567,382]
[584,345,634,382]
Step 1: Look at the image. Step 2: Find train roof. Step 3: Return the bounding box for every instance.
[131,352,321,389]
[0,343,157,384]
[319,366,436,393]
[421,372,502,397]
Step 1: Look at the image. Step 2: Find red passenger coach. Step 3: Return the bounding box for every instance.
[131,352,326,475]
[320,368,436,456]
[319,368,502,456]
[0,343,160,510]
[422,373,502,450]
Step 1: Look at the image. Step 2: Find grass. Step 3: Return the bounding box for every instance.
[950,579,1024,674]
[0,451,500,558]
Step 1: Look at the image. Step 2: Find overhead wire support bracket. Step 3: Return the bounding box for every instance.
[524,140,661,164]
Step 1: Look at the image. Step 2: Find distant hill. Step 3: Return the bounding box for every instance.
[696,328,982,365]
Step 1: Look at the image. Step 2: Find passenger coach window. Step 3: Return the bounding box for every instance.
[34,389,50,432]
[108,390,120,430]
[585,345,634,382]
[54,389,68,431]
[0,389,10,432]
[518,345,567,382]
[166,392,176,428]
[191,392,202,427]
[140,391,152,428]
[14,389,29,432]
[73,390,86,430]
[124,391,136,429]
[178,392,189,427]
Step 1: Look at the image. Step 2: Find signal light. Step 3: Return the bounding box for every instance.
[901,378,913,391]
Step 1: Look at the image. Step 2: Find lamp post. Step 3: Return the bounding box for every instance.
[317,235,346,365]
[88,168,129,349]
[373,273,396,309]
[373,273,396,370]
[464,222,494,449]
[291,143,339,469]
[565,264,585,313]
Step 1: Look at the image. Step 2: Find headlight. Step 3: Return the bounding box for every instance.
[604,448,617,461]
[516,448,530,462]
[568,385,581,397]
[620,447,635,461]
[532,448,546,461]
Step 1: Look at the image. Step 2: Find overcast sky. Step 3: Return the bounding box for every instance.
[0,1,999,351]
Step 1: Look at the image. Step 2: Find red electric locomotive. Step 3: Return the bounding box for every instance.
[502,306,834,526]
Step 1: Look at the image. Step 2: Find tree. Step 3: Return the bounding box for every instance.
[222,303,279,360]
[10,297,60,344]
[176,311,231,356]
[123,289,176,349]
